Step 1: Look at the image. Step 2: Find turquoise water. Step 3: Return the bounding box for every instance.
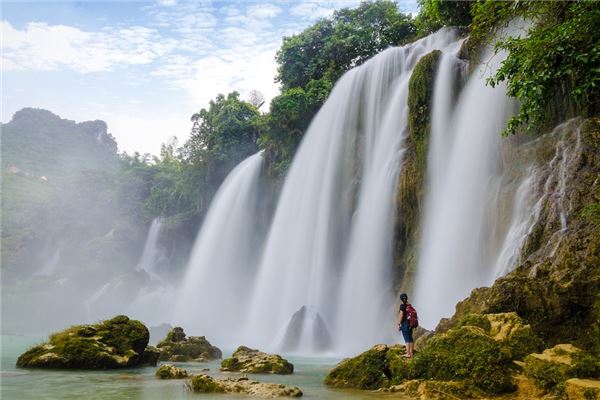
[1,335,408,399]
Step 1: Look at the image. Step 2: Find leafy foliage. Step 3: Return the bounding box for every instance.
[480,1,600,135]
[415,0,473,34]
[263,0,417,174]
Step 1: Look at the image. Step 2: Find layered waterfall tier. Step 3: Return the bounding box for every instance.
[175,27,562,354]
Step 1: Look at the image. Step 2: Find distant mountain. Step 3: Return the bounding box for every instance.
[1,108,118,181]
[1,108,120,269]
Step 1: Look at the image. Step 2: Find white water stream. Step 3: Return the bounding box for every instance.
[173,27,559,353]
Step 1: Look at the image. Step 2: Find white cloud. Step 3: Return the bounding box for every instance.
[1,21,173,73]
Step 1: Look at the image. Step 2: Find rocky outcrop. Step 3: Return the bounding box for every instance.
[324,344,402,389]
[156,327,221,362]
[523,344,600,394]
[155,364,188,379]
[16,315,157,369]
[220,346,293,374]
[565,378,600,400]
[189,375,302,397]
[394,49,442,294]
[326,315,542,395]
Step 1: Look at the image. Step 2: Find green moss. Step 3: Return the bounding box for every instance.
[394,49,442,288]
[410,326,516,394]
[220,347,293,374]
[16,316,151,369]
[190,374,225,393]
[324,344,391,389]
[458,314,492,333]
[155,364,188,379]
[157,328,221,362]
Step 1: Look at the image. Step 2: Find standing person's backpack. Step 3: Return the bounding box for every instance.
[406,304,419,329]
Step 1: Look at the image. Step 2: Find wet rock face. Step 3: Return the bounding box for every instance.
[438,118,600,353]
[189,375,302,397]
[16,315,157,369]
[156,327,222,362]
[155,364,188,379]
[220,346,294,374]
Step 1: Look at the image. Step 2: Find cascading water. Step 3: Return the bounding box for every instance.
[244,29,460,355]
[174,26,553,354]
[411,25,557,328]
[174,152,264,346]
[136,218,163,278]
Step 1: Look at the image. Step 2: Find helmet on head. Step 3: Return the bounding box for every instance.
[400,293,408,301]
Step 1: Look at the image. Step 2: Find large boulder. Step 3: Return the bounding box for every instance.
[16,315,157,369]
[156,327,221,362]
[565,378,600,400]
[456,312,544,360]
[409,326,516,394]
[324,344,404,389]
[189,375,302,397]
[220,346,293,374]
[523,344,600,393]
[155,364,188,379]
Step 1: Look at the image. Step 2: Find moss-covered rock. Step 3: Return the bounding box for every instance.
[156,327,221,362]
[565,378,600,400]
[394,49,442,292]
[16,315,155,369]
[411,325,516,394]
[155,364,188,379]
[456,312,544,360]
[139,345,160,366]
[524,344,600,394]
[220,346,293,374]
[189,375,302,397]
[324,344,405,389]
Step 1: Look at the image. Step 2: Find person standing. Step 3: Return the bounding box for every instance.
[397,293,414,358]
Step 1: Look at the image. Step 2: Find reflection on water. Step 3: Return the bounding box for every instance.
[1,335,409,400]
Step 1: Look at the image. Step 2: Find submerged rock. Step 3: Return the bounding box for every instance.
[189,374,302,397]
[279,305,332,352]
[220,346,293,374]
[155,364,188,379]
[16,315,157,369]
[156,327,221,362]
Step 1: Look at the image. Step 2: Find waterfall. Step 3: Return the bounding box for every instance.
[243,29,460,355]
[136,218,163,277]
[174,26,553,354]
[174,152,264,346]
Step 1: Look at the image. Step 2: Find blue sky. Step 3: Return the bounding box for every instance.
[2,0,419,155]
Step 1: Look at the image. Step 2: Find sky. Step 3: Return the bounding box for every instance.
[2,0,419,155]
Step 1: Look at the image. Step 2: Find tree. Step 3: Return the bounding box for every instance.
[247,90,266,109]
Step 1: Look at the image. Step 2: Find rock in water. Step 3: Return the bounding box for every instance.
[220,346,293,374]
[156,327,221,362]
[279,305,332,352]
[155,364,188,379]
[190,374,302,397]
[16,315,157,369]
